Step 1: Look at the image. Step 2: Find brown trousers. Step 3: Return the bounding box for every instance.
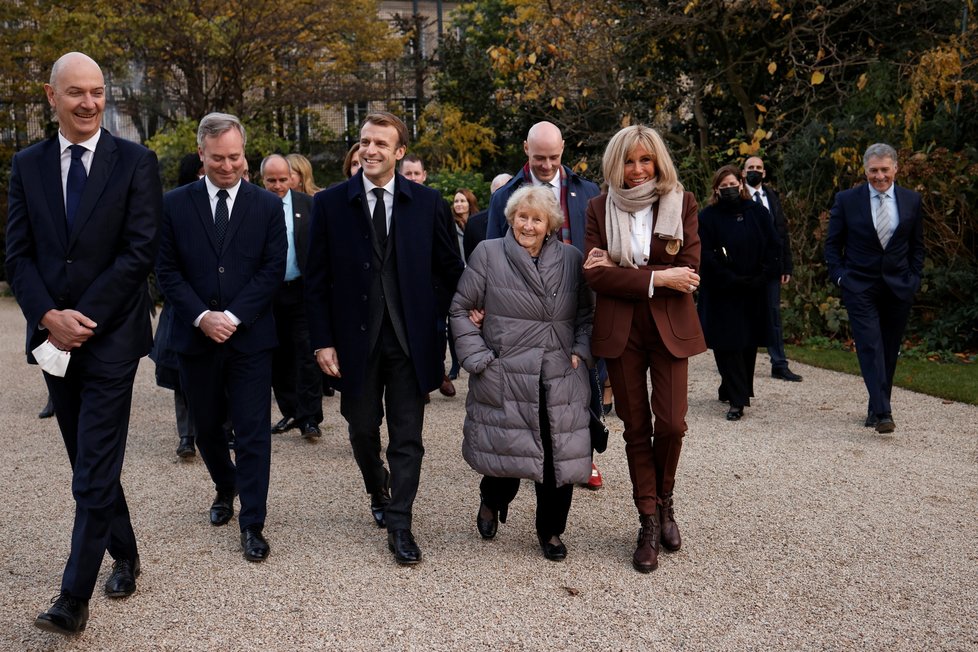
[606,304,688,516]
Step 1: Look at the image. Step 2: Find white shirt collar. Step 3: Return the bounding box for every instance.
[746,183,763,195]
[204,175,242,201]
[529,167,562,188]
[58,129,101,155]
[363,174,396,197]
[871,184,894,200]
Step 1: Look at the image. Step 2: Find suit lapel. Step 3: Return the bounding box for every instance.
[223,181,252,252]
[68,129,116,249]
[40,137,69,250]
[190,180,220,253]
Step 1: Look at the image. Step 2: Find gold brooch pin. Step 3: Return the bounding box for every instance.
[665,239,681,255]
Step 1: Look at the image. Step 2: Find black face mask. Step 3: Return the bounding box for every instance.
[718,187,741,204]
[744,170,763,187]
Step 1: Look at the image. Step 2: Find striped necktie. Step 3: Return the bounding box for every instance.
[875,193,892,248]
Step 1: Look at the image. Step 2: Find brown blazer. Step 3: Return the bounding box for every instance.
[583,191,707,360]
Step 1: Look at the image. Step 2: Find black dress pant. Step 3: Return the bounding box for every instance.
[714,347,758,408]
[178,347,273,532]
[271,278,323,425]
[45,353,139,600]
[480,382,573,538]
[340,317,425,532]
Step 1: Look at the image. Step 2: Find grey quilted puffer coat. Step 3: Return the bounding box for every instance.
[449,232,594,487]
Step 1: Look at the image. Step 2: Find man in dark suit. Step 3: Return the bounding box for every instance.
[825,143,924,434]
[305,111,463,565]
[261,154,322,441]
[743,156,803,382]
[6,52,161,635]
[156,113,286,562]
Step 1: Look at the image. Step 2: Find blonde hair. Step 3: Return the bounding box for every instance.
[504,186,564,234]
[286,153,320,194]
[601,125,678,193]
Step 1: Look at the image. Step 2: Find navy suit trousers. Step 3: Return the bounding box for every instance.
[45,353,139,600]
[842,281,913,417]
[178,346,272,531]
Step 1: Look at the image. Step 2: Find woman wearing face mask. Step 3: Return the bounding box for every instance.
[697,164,781,421]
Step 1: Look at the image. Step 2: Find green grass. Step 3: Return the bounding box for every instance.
[786,344,978,406]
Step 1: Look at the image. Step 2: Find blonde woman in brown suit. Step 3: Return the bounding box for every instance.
[583,125,706,574]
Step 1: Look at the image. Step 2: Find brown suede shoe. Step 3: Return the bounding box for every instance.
[659,493,682,552]
[632,511,660,573]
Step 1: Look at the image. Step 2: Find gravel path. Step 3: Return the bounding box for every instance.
[0,295,975,651]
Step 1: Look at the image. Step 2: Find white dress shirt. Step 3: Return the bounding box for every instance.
[58,130,101,207]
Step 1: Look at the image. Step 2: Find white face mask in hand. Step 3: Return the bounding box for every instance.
[32,339,71,377]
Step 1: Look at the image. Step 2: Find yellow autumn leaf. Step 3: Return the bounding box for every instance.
[782,13,791,21]
[767,62,777,75]
[857,73,868,91]
[753,128,767,142]
[755,103,767,113]
[528,52,537,65]
[738,142,752,155]
[811,70,825,85]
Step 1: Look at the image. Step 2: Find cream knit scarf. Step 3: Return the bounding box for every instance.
[606,180,685,268]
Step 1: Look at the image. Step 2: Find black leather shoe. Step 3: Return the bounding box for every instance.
[300,422,321,440]
[537,533,567,561]
[241,526,269,562]
[271,416,297,434]
[39,397,55,419]
[387,529,422,565]
[176,436,196,458]
[225,427,236,450]
[104,557,140,598]
[209,488,236,526]
[876,415,896,434]
[726,406,744,421]
[477,500,508,540]
[864,409,880,428]
[34,594,89,635]
[323,387,335,397]
[771,366,803,382]
[370,489,390,529]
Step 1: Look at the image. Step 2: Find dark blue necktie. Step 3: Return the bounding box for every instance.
[65,144,87,232]
[215,189,230,250]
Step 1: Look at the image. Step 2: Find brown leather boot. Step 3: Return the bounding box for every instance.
[632,511,660,573]
[659,493,682,552]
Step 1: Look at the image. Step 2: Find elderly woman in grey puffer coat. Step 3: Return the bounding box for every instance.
[450,185,594,562]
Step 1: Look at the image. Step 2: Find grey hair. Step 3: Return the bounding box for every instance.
[490,173,513,194]
[863,143,898,168]
[504,185,563,234]
[259,153,290,177]
[197,112,247,148]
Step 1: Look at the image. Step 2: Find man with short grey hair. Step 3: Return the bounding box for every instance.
[157,112,287,562]
[261,154,322,441]
[825,143,924,433]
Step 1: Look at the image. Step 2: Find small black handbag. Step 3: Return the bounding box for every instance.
[589,407,609,454]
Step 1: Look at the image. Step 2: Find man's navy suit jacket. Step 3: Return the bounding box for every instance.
[5,129,161,363]
[485,165,600,252]
[825,182,924,303]
[304,171,464,396]
[156,178,287,355]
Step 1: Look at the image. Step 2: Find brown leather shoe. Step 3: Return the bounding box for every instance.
[659,493,682,552]
[439,375,456,397]
[632,511,660,573]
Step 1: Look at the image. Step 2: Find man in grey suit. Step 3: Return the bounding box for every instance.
[261,154,323,440]
[6,52,161,634]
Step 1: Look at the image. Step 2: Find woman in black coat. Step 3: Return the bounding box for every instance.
[697,165,781,420]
